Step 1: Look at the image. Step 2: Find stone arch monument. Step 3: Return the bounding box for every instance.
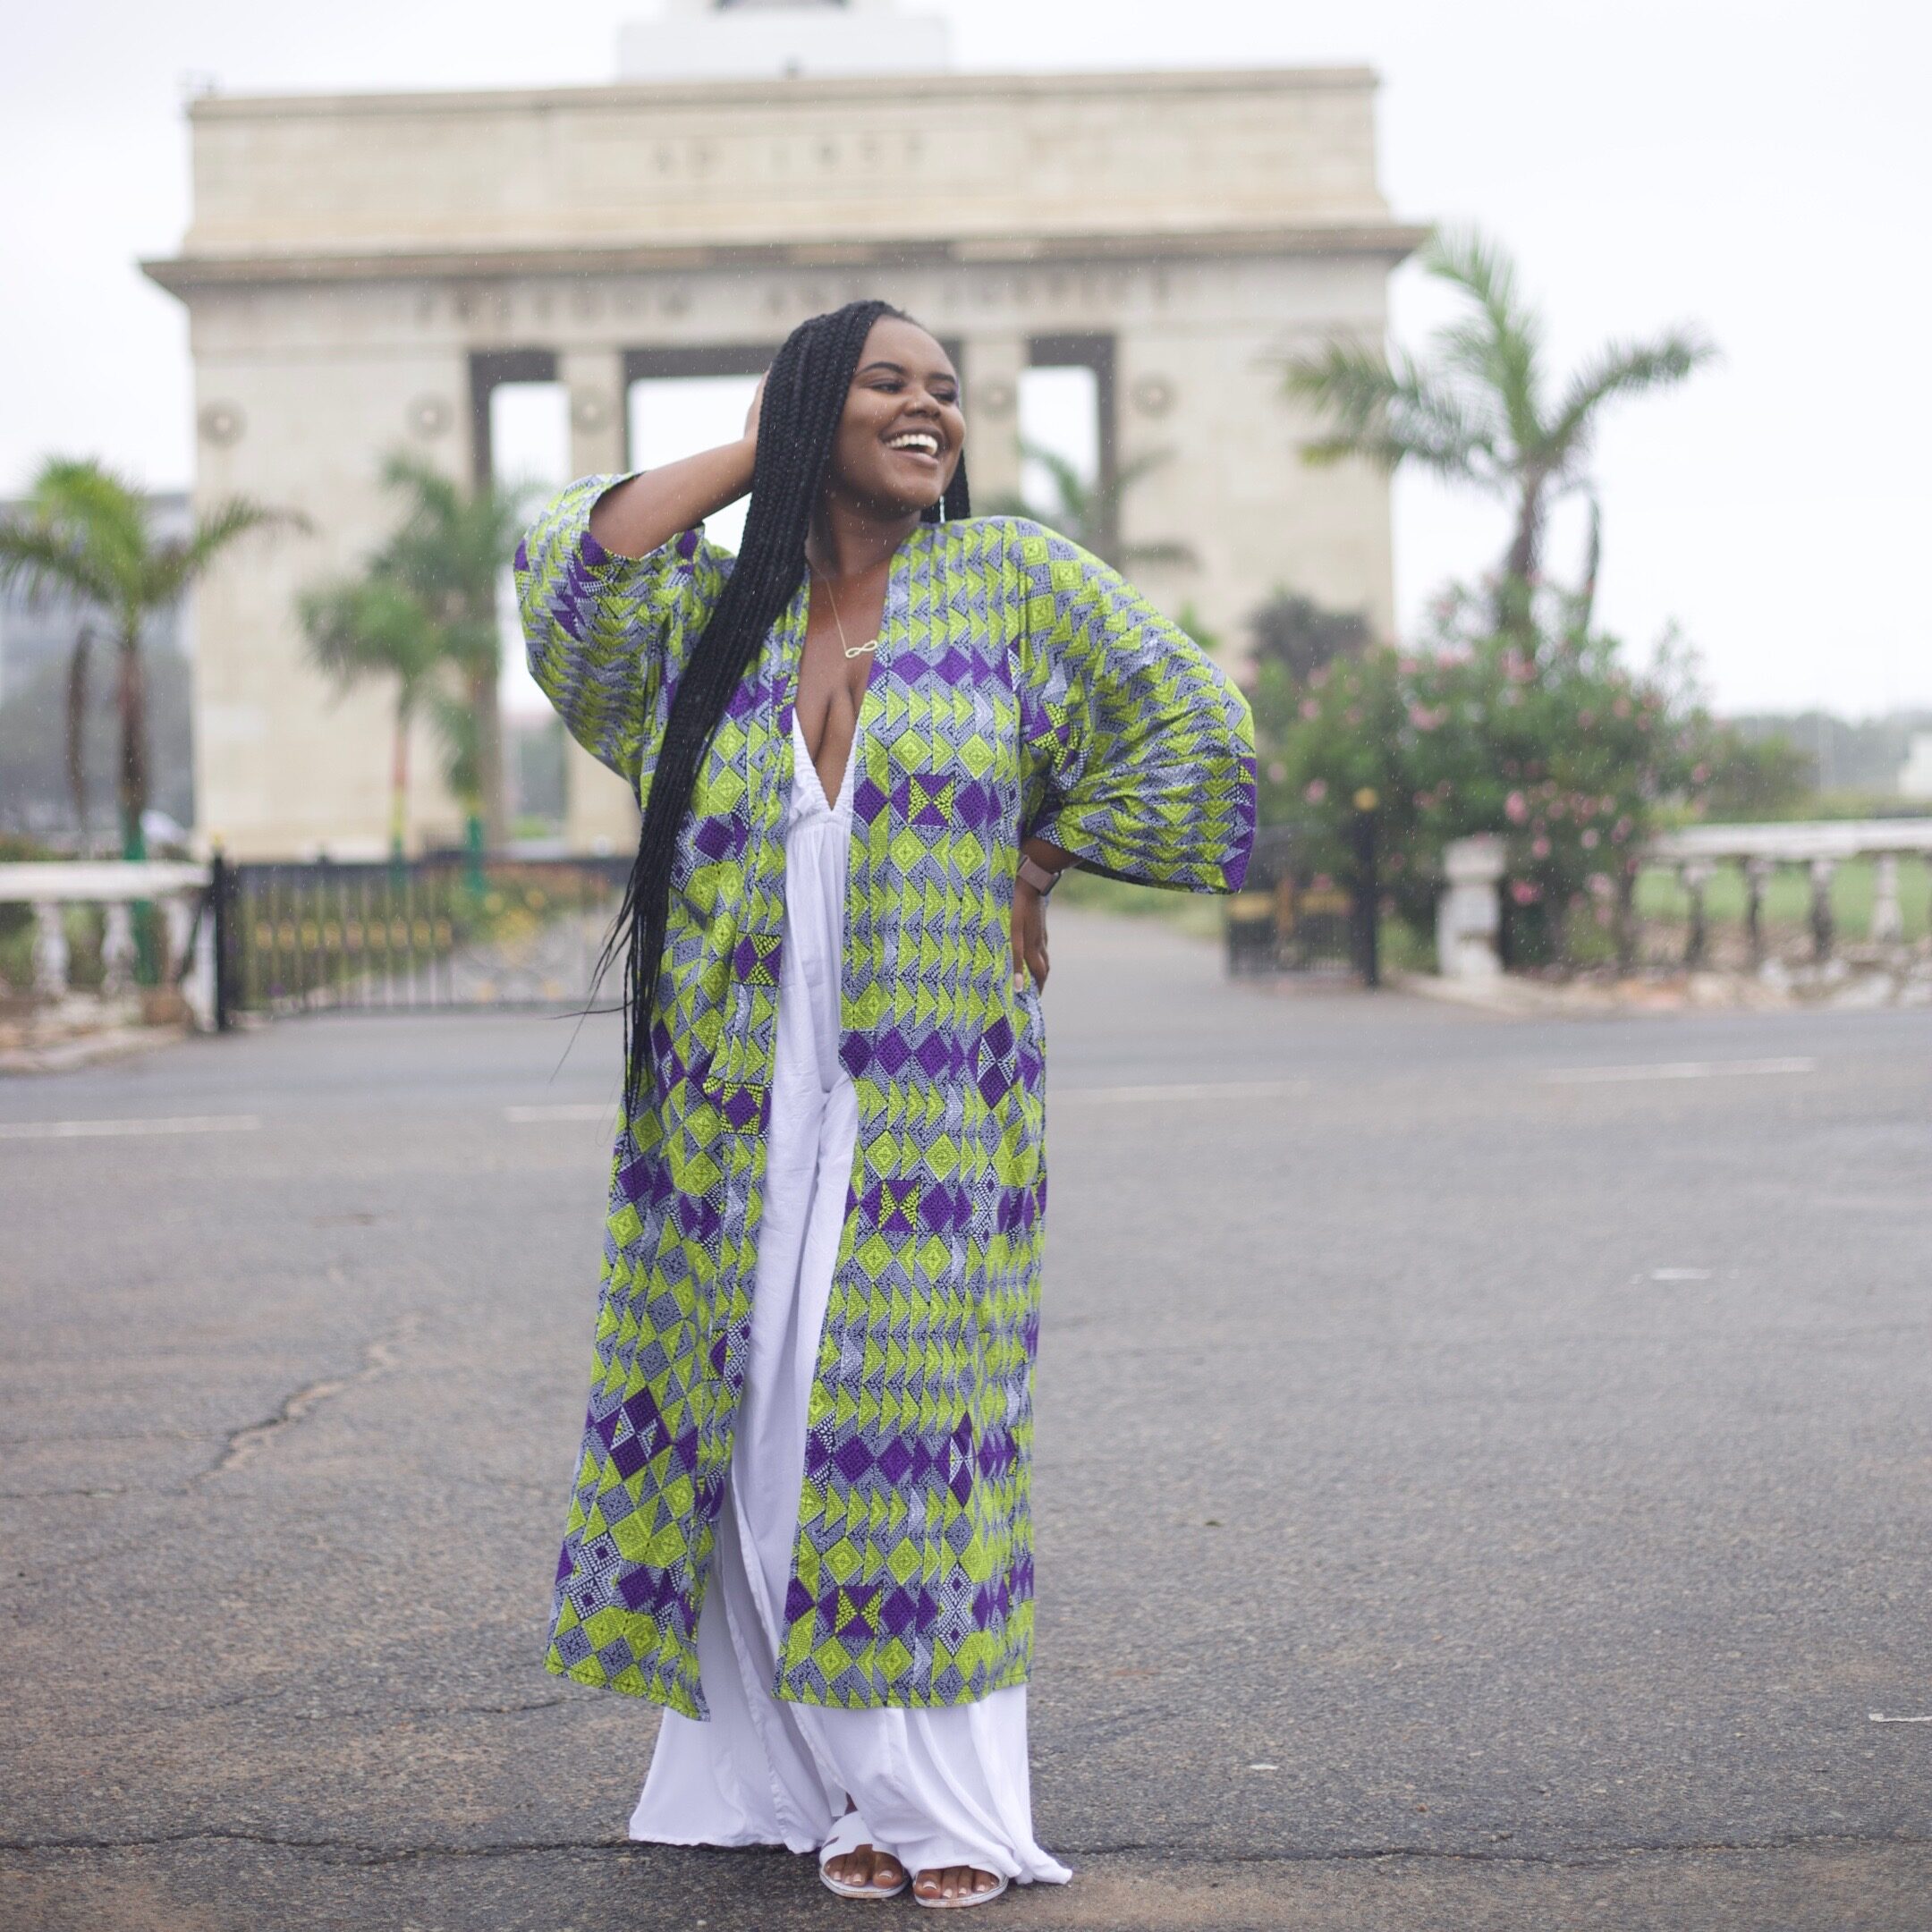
[147,16,1422,857]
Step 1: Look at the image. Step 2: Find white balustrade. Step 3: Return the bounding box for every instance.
[1428,821,1931,981]
[1643,820,1932,965]
[0,861,216,1030]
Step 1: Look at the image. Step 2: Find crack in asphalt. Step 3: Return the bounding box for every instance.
[2,1827,1925,1868]
[192,1314,424,1483]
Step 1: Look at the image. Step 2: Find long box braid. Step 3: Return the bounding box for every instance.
[596,299,972,1122]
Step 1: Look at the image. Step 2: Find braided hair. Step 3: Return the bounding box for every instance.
[598,298,972,1120]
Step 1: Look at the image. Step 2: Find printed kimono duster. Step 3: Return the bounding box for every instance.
[516,475,1255,1719]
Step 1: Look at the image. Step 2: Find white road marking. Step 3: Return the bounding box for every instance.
[0,1114,261,1141]
[1868,1712,1932,1724]
[1542,1057,1816,1086]
[1651,1268,1714,1282]
[511,1084,1311,1117]
[1058,1078,1310,1104]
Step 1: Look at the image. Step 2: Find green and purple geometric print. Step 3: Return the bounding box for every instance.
[517,477,1254,1717]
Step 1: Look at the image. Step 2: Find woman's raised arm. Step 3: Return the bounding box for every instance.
[517,445,755,793]
[587,380,764,559]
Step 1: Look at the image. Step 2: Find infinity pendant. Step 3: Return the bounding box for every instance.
[843,640,879,657]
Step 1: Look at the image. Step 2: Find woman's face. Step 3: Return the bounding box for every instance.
[826,316,965,516]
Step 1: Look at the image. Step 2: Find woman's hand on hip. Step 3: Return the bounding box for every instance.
[1011,879,1049,992]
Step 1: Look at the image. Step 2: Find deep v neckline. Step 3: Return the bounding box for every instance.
[792,706,857,816]
[788,527,920,810]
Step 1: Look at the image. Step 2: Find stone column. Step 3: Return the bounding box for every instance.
[1809,859,1836,962]
[1681,861,1713,969]
[101,902,137,997]
[961,335,1025,509]
[1436,835,1504,980]
[1744,857,1771,968]
[559,348,644,857]
[1869,852,1904,944]
[32,902,69,1000]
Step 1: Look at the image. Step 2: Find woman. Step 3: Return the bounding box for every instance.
[516,301,1254,1908]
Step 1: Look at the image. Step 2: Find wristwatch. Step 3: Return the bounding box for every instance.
[1017,855,1062,897]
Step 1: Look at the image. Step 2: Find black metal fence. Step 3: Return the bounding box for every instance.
[1224,818,1379,986]
[212,852,631,1023]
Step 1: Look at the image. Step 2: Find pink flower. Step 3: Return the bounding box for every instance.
[1301,699,1321,720]
[1267,760,1288,784]
[1305,778,1328,804]
[1691,762,1710,784]
[1311,871,1334,891]
[1505,791,1529,824]
[1510,879,1542,905]
[1532,835,1552,859]
[1613,696,1631,719]
[1581,828,1600,849]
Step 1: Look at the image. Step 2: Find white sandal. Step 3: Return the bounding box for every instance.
[912,1869,1011,1910]
[818,1808,908,1901]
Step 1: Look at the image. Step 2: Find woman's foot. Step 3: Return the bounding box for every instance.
[823,1843,907,1894]
[913,1864,1004,1904]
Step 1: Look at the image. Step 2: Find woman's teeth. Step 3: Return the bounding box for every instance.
[887,433,940,455]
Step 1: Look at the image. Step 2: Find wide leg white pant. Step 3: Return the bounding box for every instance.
[627,714,1069,1886]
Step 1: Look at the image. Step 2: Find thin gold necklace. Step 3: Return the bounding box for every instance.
[810,564,878,658]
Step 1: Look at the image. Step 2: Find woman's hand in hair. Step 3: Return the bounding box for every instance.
[741,371,767,450]
[586,428,759,560]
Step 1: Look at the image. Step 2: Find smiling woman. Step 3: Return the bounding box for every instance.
[516,299,1256,1909]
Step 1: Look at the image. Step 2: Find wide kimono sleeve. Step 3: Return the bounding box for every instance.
[513,472,733,796]
[1013,521,1257,893]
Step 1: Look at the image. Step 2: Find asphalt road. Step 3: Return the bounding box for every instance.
[3,909,1928,1931]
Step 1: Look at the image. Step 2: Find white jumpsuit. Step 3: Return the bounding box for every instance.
[628,708,1071,1889]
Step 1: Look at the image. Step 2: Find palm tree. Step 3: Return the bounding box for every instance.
[987,441,1197,573]
[360,453,530,852]
[1284,228,1716,631]
[297,579,449,863]
[0,458,300,863]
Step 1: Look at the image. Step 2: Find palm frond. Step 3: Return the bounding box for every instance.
[2,457,149,610]
[297,578,441,693]
[1546,327,1719,464]
[1017,440,1093,515]
[148,496,309,603]
[0,518,118,610]
[27,457,148,575]
[1285,340,1497,484]
[374,450,531,621]
[1426,229,1547,456]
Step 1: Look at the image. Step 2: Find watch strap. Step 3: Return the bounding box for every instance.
[1017,855,1061,896]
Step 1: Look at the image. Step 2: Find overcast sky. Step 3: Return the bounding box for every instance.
[6,1,1928,717]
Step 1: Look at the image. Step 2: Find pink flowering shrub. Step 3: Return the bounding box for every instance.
[1247,580,1747,961]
